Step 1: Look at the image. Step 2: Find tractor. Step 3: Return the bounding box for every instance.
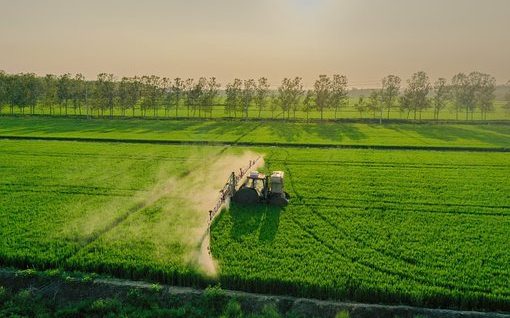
[232,171,289,206]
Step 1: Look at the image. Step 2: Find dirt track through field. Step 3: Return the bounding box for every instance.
[184,150,265,276]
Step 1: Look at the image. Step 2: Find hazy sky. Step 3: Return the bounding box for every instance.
[1,0,509,87]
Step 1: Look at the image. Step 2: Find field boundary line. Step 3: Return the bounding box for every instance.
[1,134,508,153]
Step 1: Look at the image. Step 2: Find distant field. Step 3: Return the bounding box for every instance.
[1,117,509,149]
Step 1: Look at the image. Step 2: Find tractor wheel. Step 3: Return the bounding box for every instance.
[268,193,289,206]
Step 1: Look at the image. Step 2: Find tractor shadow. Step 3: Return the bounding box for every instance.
[229,202,283,243]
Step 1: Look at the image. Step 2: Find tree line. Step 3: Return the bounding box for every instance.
[354,72,507,122]
[0,70,508,120]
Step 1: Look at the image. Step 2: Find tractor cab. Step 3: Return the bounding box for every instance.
[246,171,265,189]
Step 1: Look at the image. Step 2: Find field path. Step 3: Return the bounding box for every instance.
[189,150,265,276]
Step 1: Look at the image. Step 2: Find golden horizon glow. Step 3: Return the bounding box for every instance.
[1,0,509,88]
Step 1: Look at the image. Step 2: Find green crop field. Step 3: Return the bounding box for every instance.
[0,139,256,281]
[212,148,510,309]
[0,118,509,312]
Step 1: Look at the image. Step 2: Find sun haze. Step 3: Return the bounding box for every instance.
[1,0,509,87]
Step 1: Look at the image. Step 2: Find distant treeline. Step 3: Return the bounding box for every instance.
[0,70,509,121]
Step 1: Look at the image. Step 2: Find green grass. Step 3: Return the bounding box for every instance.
[211,147,510,310]
[1,116,509,149]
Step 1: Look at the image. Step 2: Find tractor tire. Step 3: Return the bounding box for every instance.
[268,192,289,207]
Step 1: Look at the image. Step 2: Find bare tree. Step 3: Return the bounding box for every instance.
[367,91,381,119]
[313,75,332,121]
[70,73,86,115]
[140,75,161,117]
[504,81,510,116]
[432,78,449,120]
[41,74,57,115]
[160,77,172,117]
[381,75,401,119]
[118,77,140,117]
[0,71,5,114]
[269,94,279,119]
[290,77,304,119]
[241,79,256,118]
[406,71,431,120]
[15,73,40,115]
[354,96,367,118]
[276,78,297,120]
[330,74,349,119]
[184,78,195,117]
[94,73,115,117]
[57,73,72,115]
[451,72,477,120]
[302,89,314,122]
[202,77,220,118]
[171,77,185,117]
[225,79,242,117]
[255,77,270,118]
[473,73,496,120]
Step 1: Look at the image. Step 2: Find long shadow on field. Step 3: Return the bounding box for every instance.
[0,116,252,142]
[261,122,367,143]
[229,203,283,243]
[386,124,510,147]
